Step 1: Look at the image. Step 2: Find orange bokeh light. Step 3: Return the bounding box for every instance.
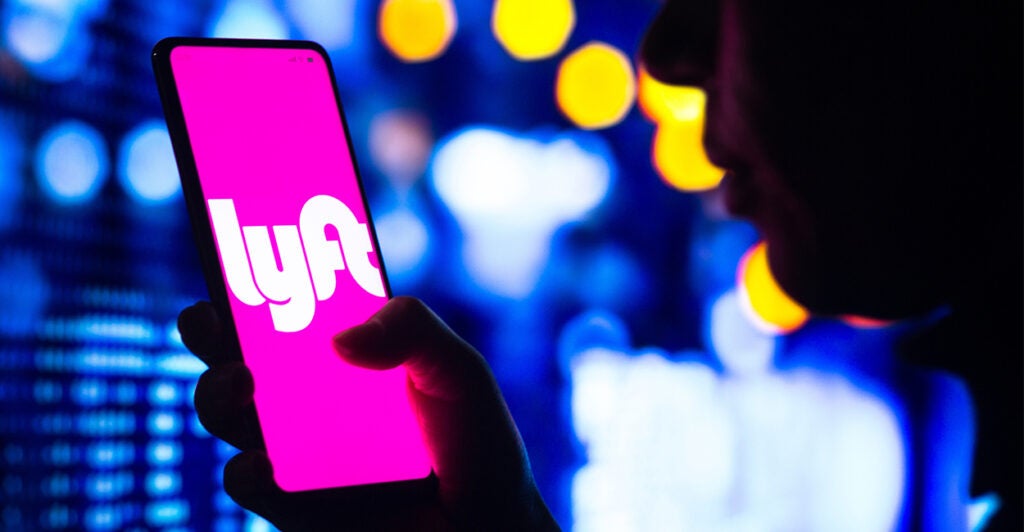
[378,0,457,63]
[652,116,723,192]
[638,69,724,192]
[638,69,706,124]
[737,241,810,334]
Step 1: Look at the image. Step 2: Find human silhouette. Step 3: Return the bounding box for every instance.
[180,1,1021,529]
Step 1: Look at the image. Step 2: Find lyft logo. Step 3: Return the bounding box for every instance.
[209,195,385,333]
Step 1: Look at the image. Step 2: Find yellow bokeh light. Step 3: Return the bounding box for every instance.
[492,0,575,61]
[638,69,706,123]
[555,42,636,130]
[652,116,724,192]
[737,241,810,334]
[378,0,457,63]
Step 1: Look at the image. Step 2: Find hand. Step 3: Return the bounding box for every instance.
[179,296,559,531]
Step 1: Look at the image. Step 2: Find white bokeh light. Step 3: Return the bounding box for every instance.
[431,127,613,298]
[710,289,776,376]
[566,310,907,530]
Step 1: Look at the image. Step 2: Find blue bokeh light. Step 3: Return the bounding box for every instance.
[35,120,109,205]
[117,121,180,205]
[42,441,75,466]
[207,0,288,39]
[42,503,73,529]
[71,377,108,406]
[284,0,356,50]
[32,378,62,403]
[84,504,128,530]
[147,410,182,436]
[2,0,108,82]
[148,380,182,406]
[147,441,183,466]
[0,254,49,338]
[145,499,189,527]
[86,440,134,469]
[374,203,432,290]
[0,118,25,230]
[146,471,182,496]
[85,471,133,500]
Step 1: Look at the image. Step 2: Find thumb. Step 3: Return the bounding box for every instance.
[332,296,492,402]
[333,297,549,528]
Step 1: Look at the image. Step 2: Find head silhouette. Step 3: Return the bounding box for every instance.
[642,1,1021,321]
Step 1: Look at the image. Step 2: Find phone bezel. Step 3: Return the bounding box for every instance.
[151,36,436,499]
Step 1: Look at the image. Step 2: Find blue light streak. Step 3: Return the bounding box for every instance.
[33,347,206,378]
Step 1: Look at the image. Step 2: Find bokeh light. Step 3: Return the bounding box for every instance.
[207,0,288,39]
[492,0,575,61]
[709,289,776,376]
[0,254,49,337]
[555,42,635,130]
[737,241,809,334]
[285,0,357,50]
[431,127,612,298]
[638,69,705,123]
[652,116,724,192]
[1,0,106,82]
[563,310,905,531]
[638,69,725,192]
[378,0,457,63]
[368,109,434,187]
[0,120,25,230]
[374,205,431,287]
[35,120,109,205]
[117,121,180,205]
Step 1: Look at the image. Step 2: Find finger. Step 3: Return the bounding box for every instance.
[332,296,494,401]
[178,301,226,367]
[222,451,289,526]
[194,363,260,449]
[332,297,536,526]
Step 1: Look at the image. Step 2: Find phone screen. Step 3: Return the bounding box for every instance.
[163,42,431,492]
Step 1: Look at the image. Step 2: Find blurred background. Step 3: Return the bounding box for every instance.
[0,0,993,530]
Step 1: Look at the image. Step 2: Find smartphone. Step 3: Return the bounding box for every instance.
[151,38,432,493]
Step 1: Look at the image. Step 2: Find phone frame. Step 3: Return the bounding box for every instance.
[151,36,435,499]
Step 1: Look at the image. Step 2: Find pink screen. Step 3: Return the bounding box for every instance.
[169,44,431,491]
